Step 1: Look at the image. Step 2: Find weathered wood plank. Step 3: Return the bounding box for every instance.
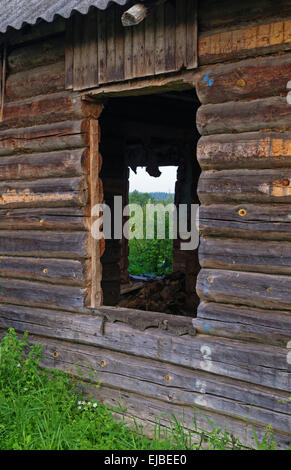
[199,0,291,34]
[72,13,84,92]
[185,0,198,69]
[196,53,291,105]
[0,304,289,391]
[200,236,291,275]
[195,301,291,347]
[0,280,87,310]
[0,92,103,130]
[0,149,86,180]
[0,207,88,231]
[197,97,291,136]
[144,13,155,76]
[8,36,65,74]
[0,256,88,285]
[155,4,165,74]
[0,18,66,47]
[0,230,89,258]
[132,21,145,78]
[0,177,87,208]
[89,119,103,308]
[0,120,88,156]
[199,203,291,241]
[94,386,291,449]
[198,19,291,65]
[198,169,291,204]
[197,132,291,170]
[197,269,291,311]
[97,9,107,84]
[164,1,176,72]
[26,335,290,435]
[6,62,65,102]
[175,0,187,69]
[65,18,74,89]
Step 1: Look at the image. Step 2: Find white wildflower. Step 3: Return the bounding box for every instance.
[93,403,97,408]
[17,363,21,368]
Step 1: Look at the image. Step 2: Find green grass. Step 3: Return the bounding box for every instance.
[0,329,279,450]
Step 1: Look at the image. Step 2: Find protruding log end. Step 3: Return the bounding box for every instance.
[121,3,148,27]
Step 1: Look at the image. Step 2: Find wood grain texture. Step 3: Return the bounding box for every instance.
[0,304,289,390]
[199,203,291,241]
[195,301,291,347]
[0,149,86,180]
[0,256,88,285]
[198,19,291,65]
[0,177,87,208]
[0,93,102,130]
[197,132,291,170]
[199,236,291,274]
[6,62,65,102]
[27,335,290,436]
[69,0,198,91]
[0,207,88,231]
[198,169,291,204]
[197,268,291,311]
[0,120,88,156]
[196,53,291,105]
[197,97,291,135]
[0,279,87,310]
[89,119,103,308]
[0,230,89,258]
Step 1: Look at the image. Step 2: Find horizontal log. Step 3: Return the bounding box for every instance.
[198,19,291,65]
[0,230,89,258]
[0,256,88,285]
[196,53,291,105]
[197,132,291,170]
[0,120,88,156]
[199,203,291,241]
[6,61,65,102]
[0,149,86,180]
[198,169,291,204]
[0,279,87,310]
[199,236,291,275]
[0,92,103,130]
[199,0,291,35]
[0,177,87,208]
[197,97,291,136]
[0,207,88,230]
[25,335,290,436]
[0,18,66,47]
[8,36,65,73]
[197,269,291,311]
[98,305,196,336]
[94,387,291,450]
[0,303,289,391]
[195,301,291,347]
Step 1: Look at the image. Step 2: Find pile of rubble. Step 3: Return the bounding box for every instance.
[119,272,194,316]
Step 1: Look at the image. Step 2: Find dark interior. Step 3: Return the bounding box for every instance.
[99,89,201,317]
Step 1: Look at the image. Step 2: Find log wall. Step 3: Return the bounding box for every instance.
[0,0,290,448]
[0,31,104,310]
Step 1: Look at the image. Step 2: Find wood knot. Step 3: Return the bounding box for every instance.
[53,351,59,358]
[43,268,47,274]
[164,375,171,383]
[100,360,106,368]
[237,78,246,87]
[238,208,247,217]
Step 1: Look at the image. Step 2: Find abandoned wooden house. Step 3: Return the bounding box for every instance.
[0,0,290,447]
